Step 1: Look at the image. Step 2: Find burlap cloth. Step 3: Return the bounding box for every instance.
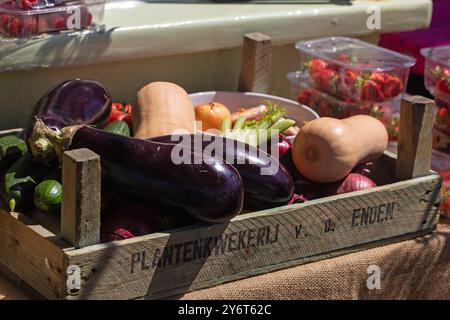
[1,220,449,300]
[179,219,450,300]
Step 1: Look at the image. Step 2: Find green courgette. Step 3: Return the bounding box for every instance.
[104,120,131,136]
[1,153,54,211]
[33,180,62,213]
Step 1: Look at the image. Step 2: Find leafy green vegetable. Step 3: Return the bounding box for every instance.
[219,101,295,146]
[243,101,286,129]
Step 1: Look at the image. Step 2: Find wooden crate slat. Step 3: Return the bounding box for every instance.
[0,209,69,299]
[65,172,441,300]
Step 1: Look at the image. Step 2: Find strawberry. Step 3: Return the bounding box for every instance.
[343,69,357,87]
[445,194,450,208]
[306,59,328,75]
[8,17,20,37]
[336,53,351,62]
[23,17,38,35]
[369,104,385,120]
[0,13,9,28]
[54,17,66,29]
[437,76,450,95]
[360,80,385,102]
[317,99,331,117]
[382,76,403,98]
[340,95,356,104]
[369,72,389,84]
[21,0,38,10]
[312,69,338,94]
[430,65,450,80]
[85,12,93,27]
[437,107,449,126]
[297,89,312,105]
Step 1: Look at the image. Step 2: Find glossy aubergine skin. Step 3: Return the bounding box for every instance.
[101,195,193,243]
[26,79,111,141]
[150,134,294,211]
[69,127,244,223]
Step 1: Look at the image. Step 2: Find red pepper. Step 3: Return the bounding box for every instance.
[105,102,133,128]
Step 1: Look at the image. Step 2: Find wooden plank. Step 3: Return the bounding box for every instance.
[238,32,272,93]
[0,209,68,299]
[396,95,436,180]
[61,149,101,248]
[65,172,441,300]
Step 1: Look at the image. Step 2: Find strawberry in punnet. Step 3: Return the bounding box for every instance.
[382,75,403,99]
[343,69,358,87]
[23,16,38,34]
[445,194,450,210]
[430,65,450,80]
[0,13,9,28]
[317,99,331,117]
[436,107,449,127]
[340,95,356,105]
[360,79,385,102]
[437,75,450,95]
[8,17,20,37]
[306,59,328,75]
[312,69,338,94]
[54,17,66,29]
[297,89,313,105]
[21,0,39,9]
[336,53,351,62]
[369,72,389,85]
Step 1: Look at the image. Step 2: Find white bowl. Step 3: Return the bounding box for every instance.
[188,91,319,126]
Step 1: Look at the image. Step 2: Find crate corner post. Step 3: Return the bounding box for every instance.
[61,148,101,249]
[396,95,436,180]
[238,32,272,93]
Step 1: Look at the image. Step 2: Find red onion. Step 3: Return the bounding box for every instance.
[278,134,293,158]
[288,194,307,205]
[326,173,377,196]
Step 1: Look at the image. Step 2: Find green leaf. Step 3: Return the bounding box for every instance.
[0,135,27,160]
[3,171,36,195]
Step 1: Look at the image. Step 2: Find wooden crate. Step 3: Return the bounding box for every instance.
[0,34,443,300]
[0,94,442,300]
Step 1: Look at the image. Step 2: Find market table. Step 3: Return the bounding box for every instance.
[1,218,449,300]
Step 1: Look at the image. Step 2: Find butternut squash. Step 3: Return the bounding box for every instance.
[292,115,388,183]
[134,82,196,139]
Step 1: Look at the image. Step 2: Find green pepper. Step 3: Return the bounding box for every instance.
[104,120,131,137]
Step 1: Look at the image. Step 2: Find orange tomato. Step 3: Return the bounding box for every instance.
[195,102,231,131]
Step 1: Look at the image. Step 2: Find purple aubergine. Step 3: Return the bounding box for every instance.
[26,79,111,162]
[150,133,294,211]
[30,121,244,224]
